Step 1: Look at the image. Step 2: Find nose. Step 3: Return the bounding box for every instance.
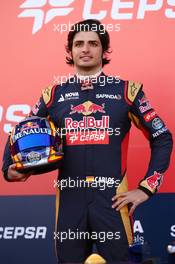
[82,43,90,53]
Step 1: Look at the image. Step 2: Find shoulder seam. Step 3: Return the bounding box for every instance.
[124,80,142,105]
[42,84,58,107]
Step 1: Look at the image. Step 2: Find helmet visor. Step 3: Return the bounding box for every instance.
[17,134,51,151]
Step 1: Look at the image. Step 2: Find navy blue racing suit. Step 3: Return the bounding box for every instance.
[2,73,173,263]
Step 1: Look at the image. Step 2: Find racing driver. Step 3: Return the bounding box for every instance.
[2,19,173,263]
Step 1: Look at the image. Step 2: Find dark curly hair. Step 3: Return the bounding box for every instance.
[66,19,111,67]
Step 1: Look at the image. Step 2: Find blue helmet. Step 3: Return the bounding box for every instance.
[10,116,63,174]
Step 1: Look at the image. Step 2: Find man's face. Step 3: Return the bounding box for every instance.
[71,31,103,71]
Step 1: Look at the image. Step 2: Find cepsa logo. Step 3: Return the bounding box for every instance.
[170,225,175,237]
[0,104,31,134]
[18,0,175,34]
[0,226,47,239]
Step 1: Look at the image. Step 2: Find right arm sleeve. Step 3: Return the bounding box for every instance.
[2,137,13,181]
[30,95,49,117]
[1,88,51,181]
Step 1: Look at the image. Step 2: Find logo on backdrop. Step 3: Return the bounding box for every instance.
[133,220,144,243]
[170,225,175,237]
[0,226,47,239]
[18,0,175,34]
[0,104,31,134]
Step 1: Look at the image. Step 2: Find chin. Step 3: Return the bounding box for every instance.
[78,62,95,68]
[80,66,95,71]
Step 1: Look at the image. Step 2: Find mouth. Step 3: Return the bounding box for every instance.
[80,56,93,61]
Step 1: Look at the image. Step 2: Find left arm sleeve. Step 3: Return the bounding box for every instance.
[2,84,57,181]
[128,83,173,197]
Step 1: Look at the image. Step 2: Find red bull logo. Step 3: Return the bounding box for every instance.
[20,122,39,132]
[138,95,148,105]
[70,101,105,116]
[70,104,86,115]
[67,101,109,145]
[65,116,109,129]
[146,171,163,190]
[88,103,105,113]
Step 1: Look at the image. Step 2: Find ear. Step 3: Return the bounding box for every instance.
[102,51,107,59]
[68,50,72,58]
[67,49,72,58]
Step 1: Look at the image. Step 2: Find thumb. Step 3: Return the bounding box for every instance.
[9,163,17,170]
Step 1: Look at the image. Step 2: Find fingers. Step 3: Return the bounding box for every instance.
[20,175,30,182]
[111,191,138,212]
[111,192,129,209]
[10,174,28,182]
[128,203,137,216]
[112,198,129,211]
[112,196,137,215]
[8,165,33,182]
[112,192,128,202]
[9,163,17,170]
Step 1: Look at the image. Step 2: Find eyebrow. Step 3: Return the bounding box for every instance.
[73,40,100,44]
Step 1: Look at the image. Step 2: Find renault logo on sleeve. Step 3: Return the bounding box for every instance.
[152,118,163,130]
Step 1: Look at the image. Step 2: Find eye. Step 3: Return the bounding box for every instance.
[90,42,98,47]
[74,42,83,47]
